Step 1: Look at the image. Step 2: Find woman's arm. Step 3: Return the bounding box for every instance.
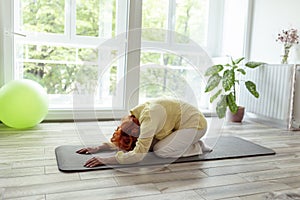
[76,143,113,154]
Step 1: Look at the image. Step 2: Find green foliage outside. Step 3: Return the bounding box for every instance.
[175,0,208,44]
[140,52,189,98]
[142,0,168,41]
[22,0,65,33]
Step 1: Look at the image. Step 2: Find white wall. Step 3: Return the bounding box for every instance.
[249,0,300,128]
[249,0,300,64]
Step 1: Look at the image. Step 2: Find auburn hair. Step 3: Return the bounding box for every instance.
[110,115,140,151]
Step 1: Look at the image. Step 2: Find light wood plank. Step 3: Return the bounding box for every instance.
[46,184,161,200]
[154,174,247,193]
[273,175,300,188]
[202,162,278,176]
[0,173,80,187]
[3,195,45,200]
[195,181,291,200]
[0,167,44,178]
[239,166,300,181]
[3,178,117,199]
[12,159,57,169]
[122,190,204,200]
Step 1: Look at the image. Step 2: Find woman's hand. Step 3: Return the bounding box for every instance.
[84,156,119,168]
[76,147,100,154]
[84,156,104,168]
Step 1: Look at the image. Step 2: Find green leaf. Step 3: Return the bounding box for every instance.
[227,93,238,113]
[245,62,265,68]
[237,68,246,75]
[231,57,235,65]
[204,65,223,76]
[216,95,227,118]
[210,89,222,103]
[222,69,235,92]
[205,74,222,92]
[245,81,259,98]
[234,57,245,64]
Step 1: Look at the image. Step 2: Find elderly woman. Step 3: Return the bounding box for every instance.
[77,98,210,167]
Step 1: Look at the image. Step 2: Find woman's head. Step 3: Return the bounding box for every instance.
[110,115,140,151]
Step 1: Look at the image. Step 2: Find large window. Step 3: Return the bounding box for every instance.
[0,0,250,119]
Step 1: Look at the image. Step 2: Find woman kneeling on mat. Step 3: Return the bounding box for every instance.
[76,98,211,168]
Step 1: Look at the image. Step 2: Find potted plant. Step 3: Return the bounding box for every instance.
[204,57,264,122]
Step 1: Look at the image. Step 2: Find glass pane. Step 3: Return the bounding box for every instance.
[175,0,209,45]
[22,63,84,95]
[24,45,77,61]
[139,51,208,109]
[141,0,168,41]
[76,0,116,37]
[16,43,122,109]
[19,0,65,34]
[78,48,98,62]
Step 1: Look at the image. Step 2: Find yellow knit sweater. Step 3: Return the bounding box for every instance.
[115,98,207,164]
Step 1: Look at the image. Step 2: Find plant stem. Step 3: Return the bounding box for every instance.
[233,69,236,102]
[281,44,291,64]
[233,82,236,101]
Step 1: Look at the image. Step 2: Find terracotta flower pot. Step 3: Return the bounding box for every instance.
[226,106,245,123]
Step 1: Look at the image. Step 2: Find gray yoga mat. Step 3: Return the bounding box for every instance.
[55,136,275,172]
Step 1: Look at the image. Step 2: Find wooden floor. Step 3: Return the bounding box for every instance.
[1,118,300,200]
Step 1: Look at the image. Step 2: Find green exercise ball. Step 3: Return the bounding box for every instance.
[0,79,49,129]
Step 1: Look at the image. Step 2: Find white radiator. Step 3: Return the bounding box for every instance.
[239,64,297,129]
